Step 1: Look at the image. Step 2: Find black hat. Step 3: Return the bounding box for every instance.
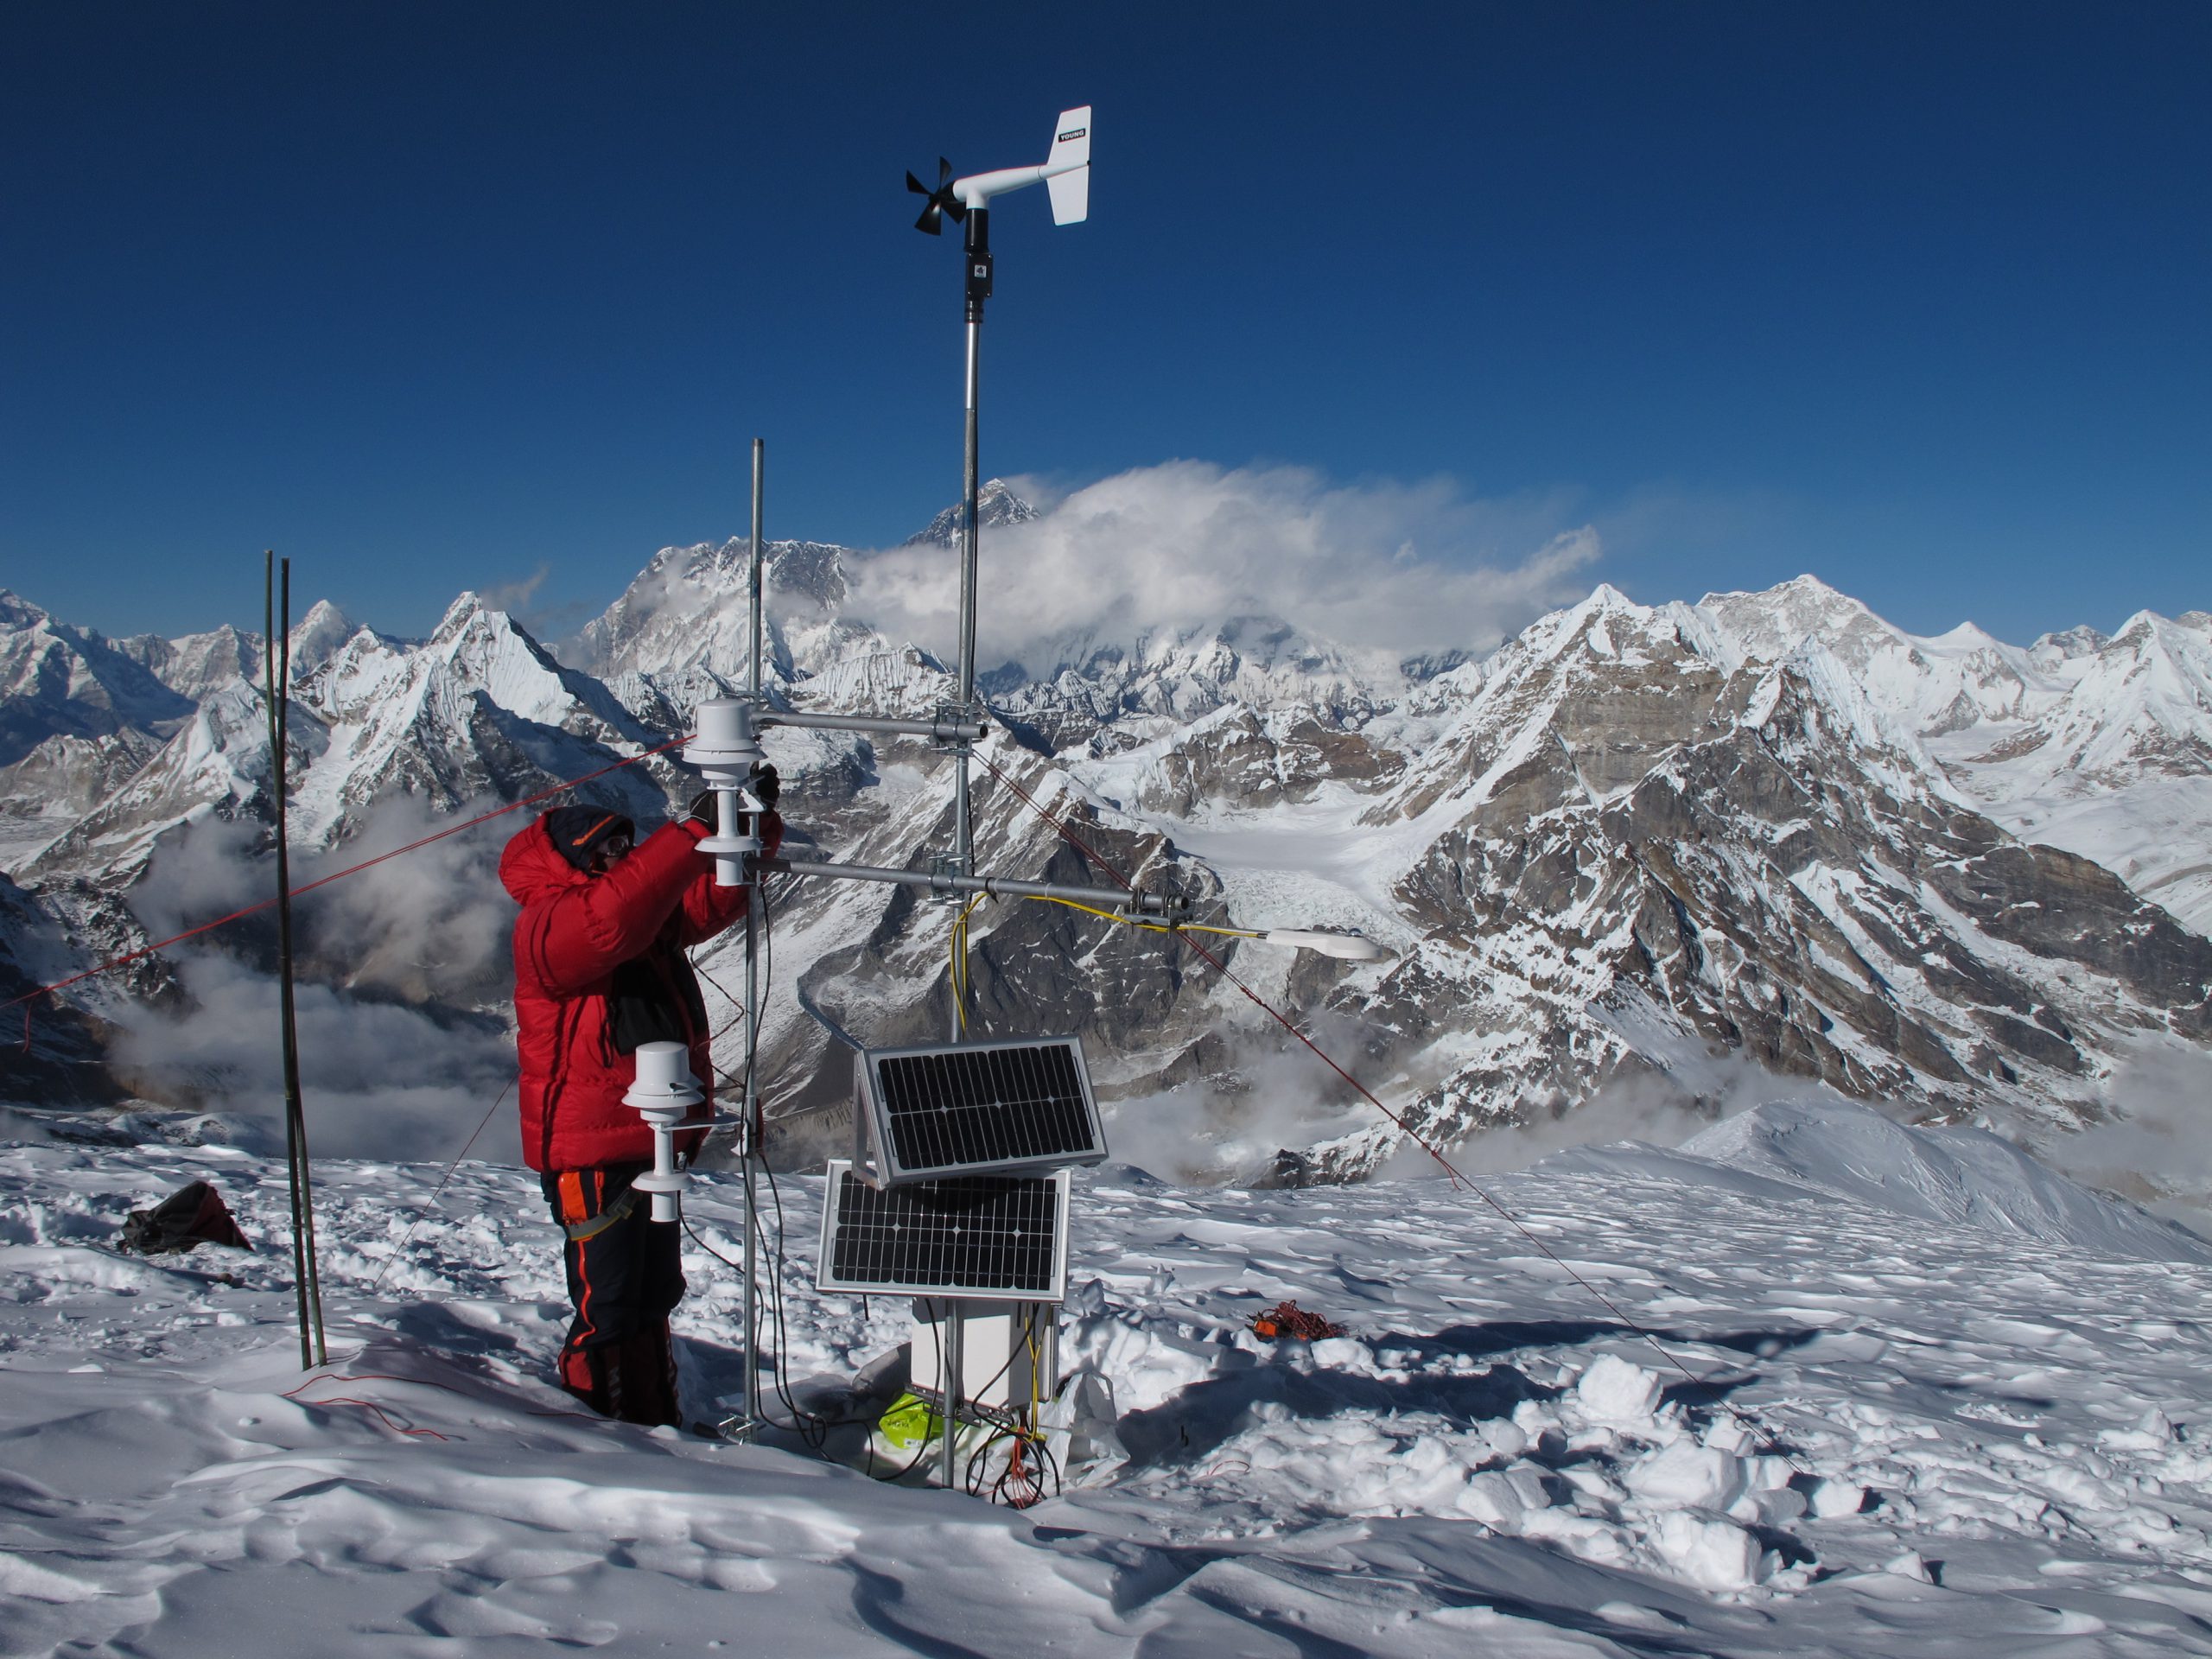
[543,804,636,872]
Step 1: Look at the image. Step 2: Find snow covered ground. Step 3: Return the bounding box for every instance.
[4,1098,2212,1656]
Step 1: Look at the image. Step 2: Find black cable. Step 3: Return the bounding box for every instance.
[685,872,854,1446]
[734,880,878,1454]
[747,880,826,1439]
[680,1211,874,1442]
[725,874,820,1435]
[696,876,1045,1497]
[753,1161,826,1440]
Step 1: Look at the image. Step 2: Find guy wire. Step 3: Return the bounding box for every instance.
[366,1077,516,1297]
[6,733,698,1019]
[966,740,1815,1475]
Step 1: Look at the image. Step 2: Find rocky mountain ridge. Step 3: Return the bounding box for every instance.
[2,519,2207,1203]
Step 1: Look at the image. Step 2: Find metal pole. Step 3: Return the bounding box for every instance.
[748,438,765,700]
[950,207,989,1047]
[265,556,313,1370]
[955,315,981,897]
[763,709,986,742]
[957,315,982,714]
[738,439,766,1437]
[762,856,1188,916]
[943,1298,963,1492]
[939,209,994,1475]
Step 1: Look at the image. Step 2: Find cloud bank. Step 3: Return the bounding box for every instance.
[109,955,519,1166]
[122,796,527,1165]
[849,461,1602,669]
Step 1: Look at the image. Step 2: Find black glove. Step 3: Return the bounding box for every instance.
[685,765,779,827]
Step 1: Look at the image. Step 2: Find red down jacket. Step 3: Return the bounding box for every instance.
[500,812,772,1172]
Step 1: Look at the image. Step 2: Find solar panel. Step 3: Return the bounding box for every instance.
[850,1036,1105,1187]
[817,1160,1070,1301]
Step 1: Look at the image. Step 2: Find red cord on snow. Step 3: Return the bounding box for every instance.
[1249,1301,1344,1341]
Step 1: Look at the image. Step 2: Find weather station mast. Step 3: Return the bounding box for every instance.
[637,107,1388,1490]
[907,111,1092,1033]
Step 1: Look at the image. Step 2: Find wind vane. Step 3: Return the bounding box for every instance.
[906,108,1092,940]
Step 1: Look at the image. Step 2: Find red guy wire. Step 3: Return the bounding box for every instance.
[5,733,694,1019]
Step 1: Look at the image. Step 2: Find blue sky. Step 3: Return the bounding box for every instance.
[3,3,2205,648]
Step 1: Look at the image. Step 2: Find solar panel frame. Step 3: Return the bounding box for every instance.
[851,1035,1106,1187]
[817,1160,1071,1301]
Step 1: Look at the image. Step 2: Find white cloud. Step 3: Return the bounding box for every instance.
[120,794,528,1164]
[480,565,550,616]
[2041,1046,2212,1236]
[849,461,1601,668]
[298,794,518,1005]
[109,955,519,1165]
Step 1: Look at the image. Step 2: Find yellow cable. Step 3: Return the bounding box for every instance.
[1020,894,1260,940]
[947,893,1262,1039]
[950,895,985,1034]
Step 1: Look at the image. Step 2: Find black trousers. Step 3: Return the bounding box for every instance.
[541,1162,686,1426]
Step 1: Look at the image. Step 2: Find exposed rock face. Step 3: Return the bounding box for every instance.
[1065,583,2212,1179]
[0,870,123,1105]
[2,508,2208,1196]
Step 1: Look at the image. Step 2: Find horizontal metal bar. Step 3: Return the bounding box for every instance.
[760,856,1188,916]
[760,709,988,742]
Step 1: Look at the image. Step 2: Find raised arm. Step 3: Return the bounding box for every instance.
[518,823,714,997]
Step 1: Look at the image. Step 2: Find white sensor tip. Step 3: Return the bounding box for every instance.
[1261,928,1397,963]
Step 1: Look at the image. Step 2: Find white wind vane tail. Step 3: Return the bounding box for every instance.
[1045,105,1090,225]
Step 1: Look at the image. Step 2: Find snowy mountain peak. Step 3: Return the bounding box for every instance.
[902,479,1039,548]
[127,623,263,703]
[1923,620,2004,652]
[1694,574,1887,665]
[0,589,196,771]
[288,600,357,675]
[433,591,490,641]
[2029,623,2110,667]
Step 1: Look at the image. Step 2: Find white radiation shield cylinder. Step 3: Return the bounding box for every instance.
[688,699,754,767]
[687,699,765,889]
[631,1041,693,1099]
[625,1040,702,1223]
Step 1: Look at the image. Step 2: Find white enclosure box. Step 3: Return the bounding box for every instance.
[909,1299,1058,1414]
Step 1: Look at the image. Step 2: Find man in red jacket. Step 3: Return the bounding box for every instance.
[499,785,782,1425]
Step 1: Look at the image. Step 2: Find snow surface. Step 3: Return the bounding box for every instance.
[5,1098,2212,1656]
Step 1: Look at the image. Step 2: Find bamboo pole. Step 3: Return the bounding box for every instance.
[264,552,326,1366]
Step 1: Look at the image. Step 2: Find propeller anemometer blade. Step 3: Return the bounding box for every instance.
[906,157,966,235]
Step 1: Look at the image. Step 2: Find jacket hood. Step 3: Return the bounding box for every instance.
[500,816,591,906]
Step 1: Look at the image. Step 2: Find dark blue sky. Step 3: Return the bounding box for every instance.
[4,3,2205,645]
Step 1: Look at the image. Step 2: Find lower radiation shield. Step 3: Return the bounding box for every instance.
[818,1160,1070,1301]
